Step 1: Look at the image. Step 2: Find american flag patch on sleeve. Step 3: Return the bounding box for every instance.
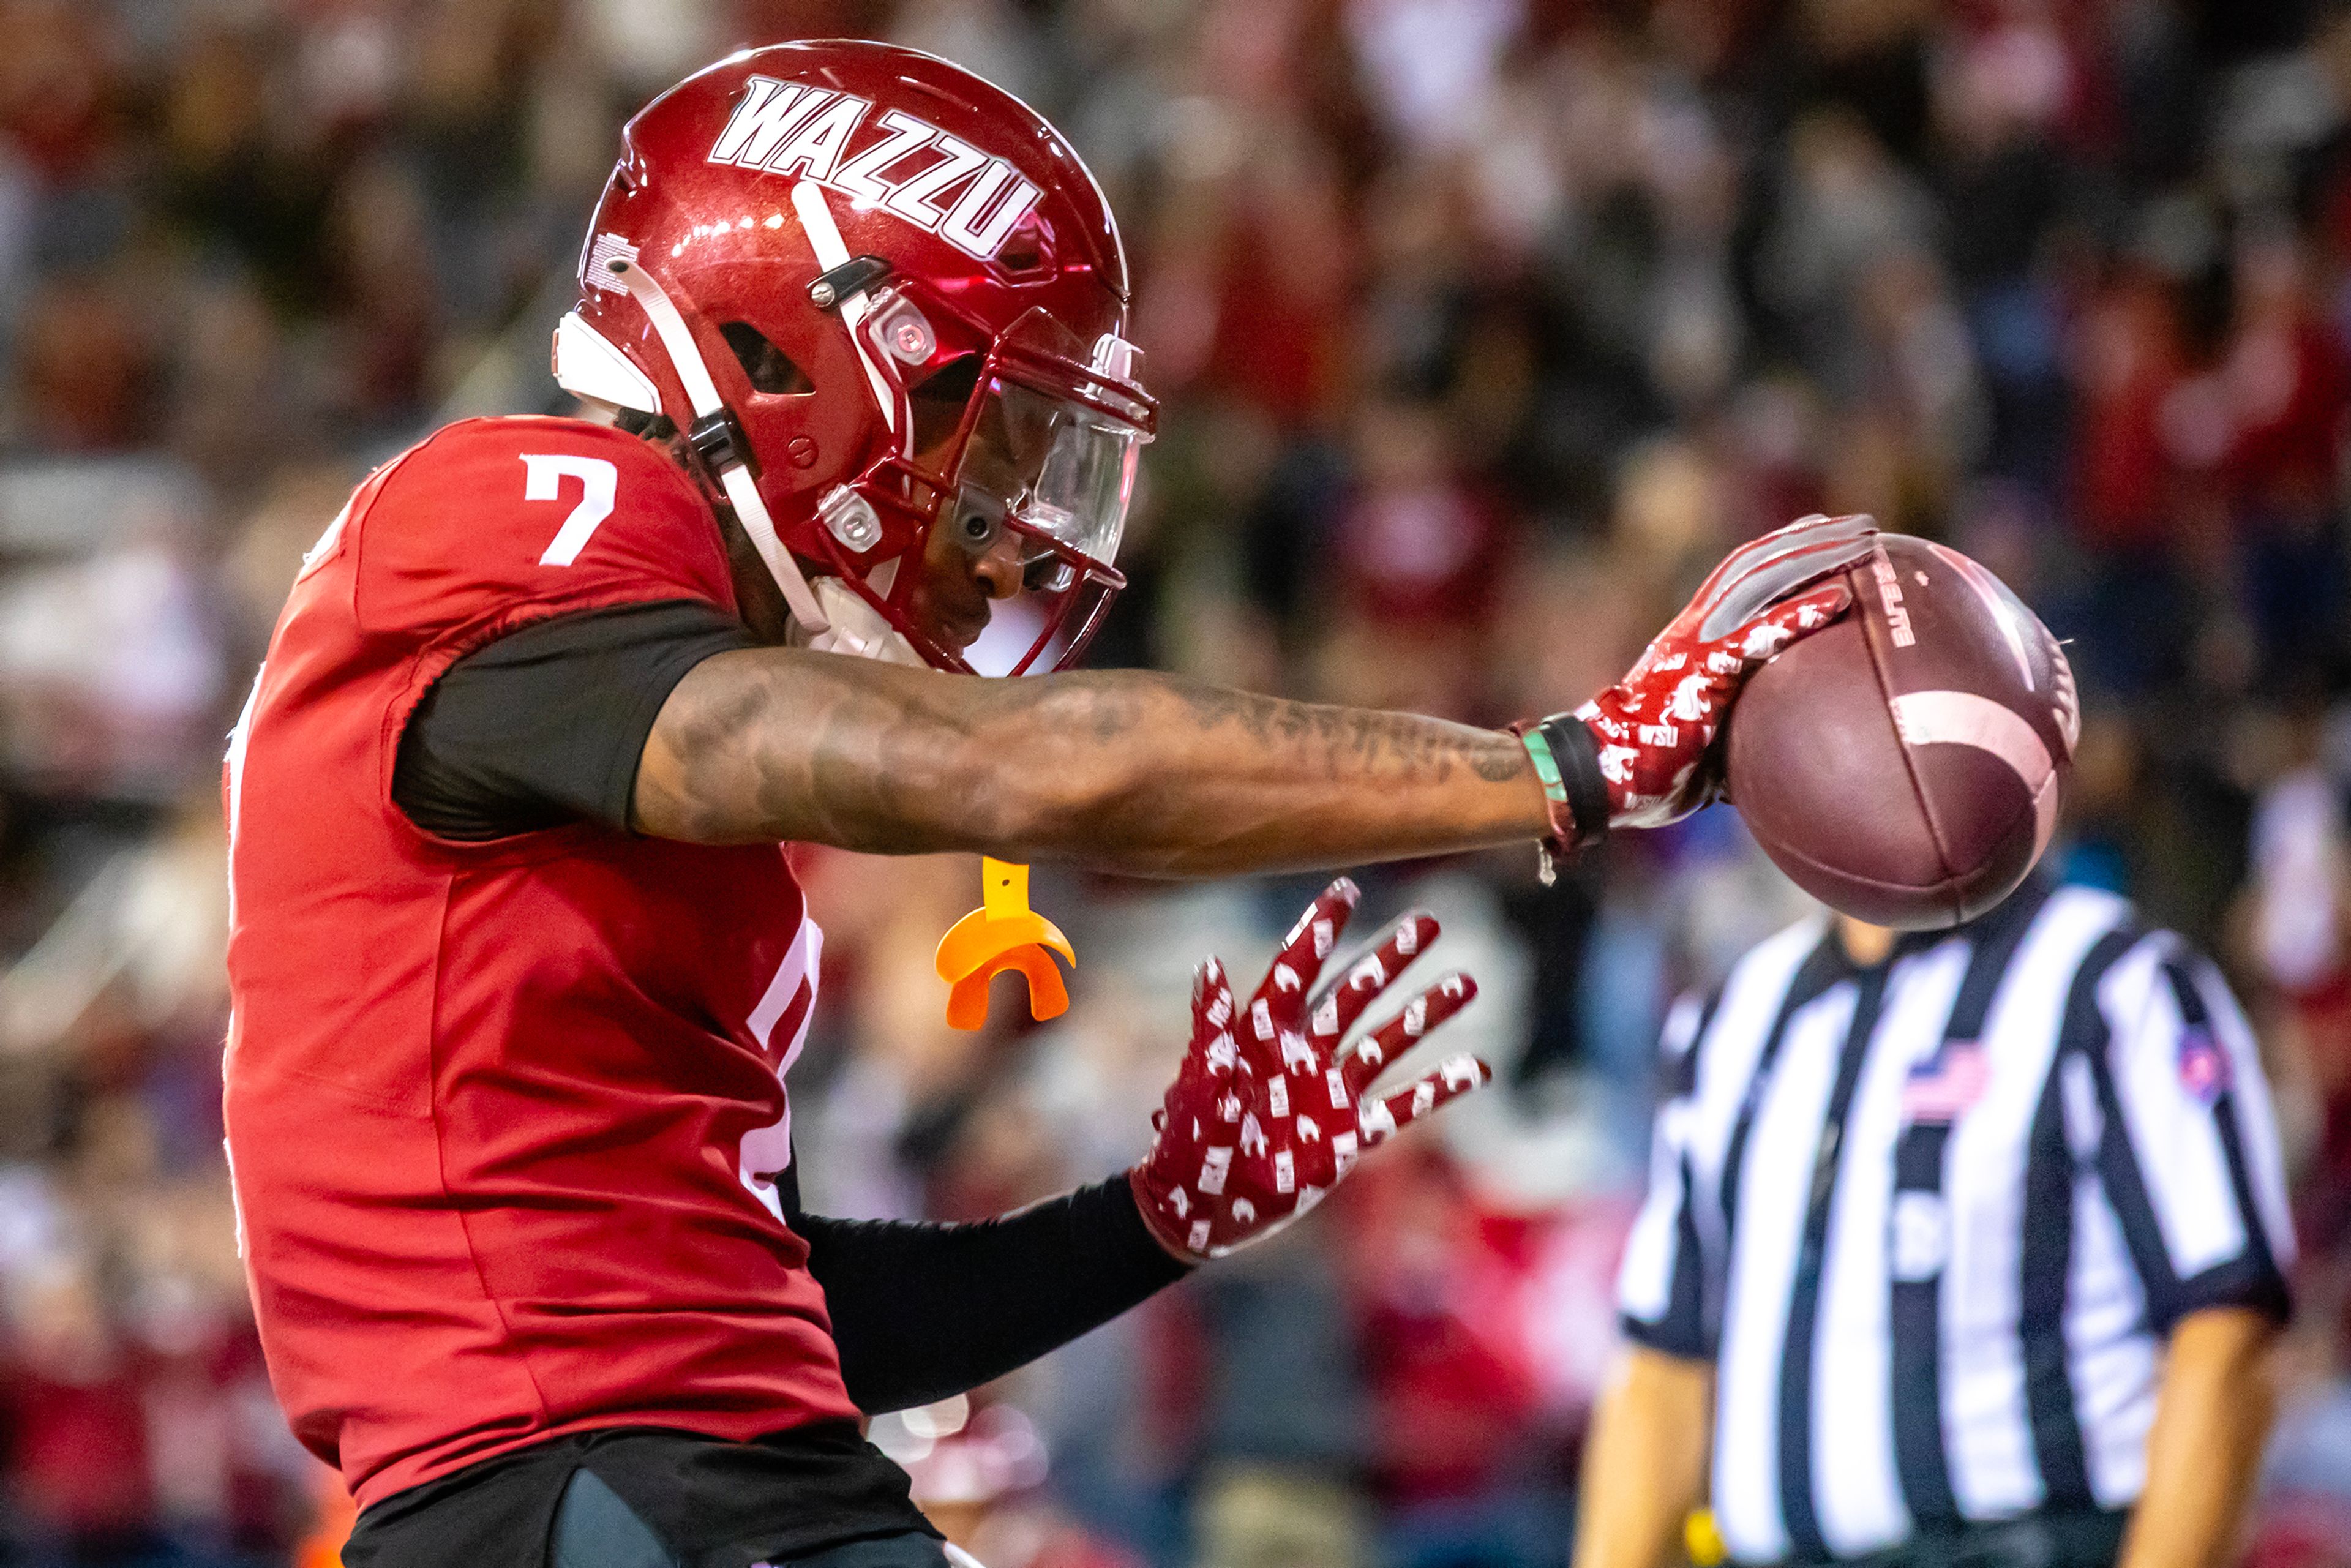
[1903,1041,1989,1123]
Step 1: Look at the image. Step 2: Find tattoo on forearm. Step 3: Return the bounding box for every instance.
[1158,678,1525,784]
[639,653,1532,857]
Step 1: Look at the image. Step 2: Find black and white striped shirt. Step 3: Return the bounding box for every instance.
[1616,878,2295,1564]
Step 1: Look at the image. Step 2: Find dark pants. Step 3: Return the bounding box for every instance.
[549,1471,955,1568]
[1769,1510,2128,1568]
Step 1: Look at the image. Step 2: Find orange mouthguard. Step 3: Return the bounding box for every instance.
[934,858,1075,1030]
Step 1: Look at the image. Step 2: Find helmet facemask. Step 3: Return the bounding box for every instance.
[801,282,1152,675]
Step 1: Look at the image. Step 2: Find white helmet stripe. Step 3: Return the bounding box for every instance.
[789,180,898,433]
[607,258,831,639]
[609,258,726,418]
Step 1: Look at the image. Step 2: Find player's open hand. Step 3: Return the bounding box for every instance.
[1575,512,1875,830]
[1130,879,1488,1262]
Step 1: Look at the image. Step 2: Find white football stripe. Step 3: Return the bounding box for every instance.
[1889,690,2058,863]
[749,918,820,1049]
[1926,542,2036,692]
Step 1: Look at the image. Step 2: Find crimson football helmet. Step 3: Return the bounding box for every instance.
[553,40,1154,673]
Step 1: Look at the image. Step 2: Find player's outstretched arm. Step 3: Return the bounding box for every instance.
[634,650,1542,872]
[632,514,1876,874]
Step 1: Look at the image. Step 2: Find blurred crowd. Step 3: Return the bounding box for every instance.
[1,0,2350,1565]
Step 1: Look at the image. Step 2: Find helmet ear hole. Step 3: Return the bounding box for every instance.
[719,321,814,396]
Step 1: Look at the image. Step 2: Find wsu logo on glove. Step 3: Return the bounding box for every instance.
[1130,880,1491,1261]
[1564,513,1872,833]
[1667,673,1715,721]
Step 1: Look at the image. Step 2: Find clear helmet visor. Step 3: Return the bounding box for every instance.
[845,291,1153,675]
[951,376,1144,591]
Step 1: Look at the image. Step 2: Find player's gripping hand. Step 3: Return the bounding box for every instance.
[1129,879,1490,1262]
[1516,512,1877,849]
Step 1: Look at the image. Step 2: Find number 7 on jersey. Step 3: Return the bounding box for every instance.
[523,454,619,566]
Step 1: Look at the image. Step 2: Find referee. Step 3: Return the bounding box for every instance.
[1574,874,2294,1568]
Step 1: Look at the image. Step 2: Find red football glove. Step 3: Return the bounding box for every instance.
[1517,512,1877,851]
[1130,879,1490,1262]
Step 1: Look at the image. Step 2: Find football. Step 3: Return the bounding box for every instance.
[1722,535,2079,930]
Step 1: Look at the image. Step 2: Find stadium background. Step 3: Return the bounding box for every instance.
[0,0,2347,1564]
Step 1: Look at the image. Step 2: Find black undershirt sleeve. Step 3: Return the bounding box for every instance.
[786,1176,1192,1415]
[394,599,757,841]
[397,603,1194,1409]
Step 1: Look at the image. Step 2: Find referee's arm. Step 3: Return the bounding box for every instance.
[1577,1348,1714,1568]
[2099,950,2294,1568]
[1580,992,1717,1568]
[2123,1307,2277,1568]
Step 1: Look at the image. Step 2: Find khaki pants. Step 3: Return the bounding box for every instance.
[1192,1465,1371,1568]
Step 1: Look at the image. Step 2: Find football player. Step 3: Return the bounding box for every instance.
[222,40,1873,1568]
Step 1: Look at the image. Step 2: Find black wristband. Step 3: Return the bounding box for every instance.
[1537,713,1611,851]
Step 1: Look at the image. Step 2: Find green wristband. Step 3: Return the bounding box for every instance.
[1520,726,1570,806]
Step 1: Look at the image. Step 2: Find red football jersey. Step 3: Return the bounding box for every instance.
[222,416,858,1506]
